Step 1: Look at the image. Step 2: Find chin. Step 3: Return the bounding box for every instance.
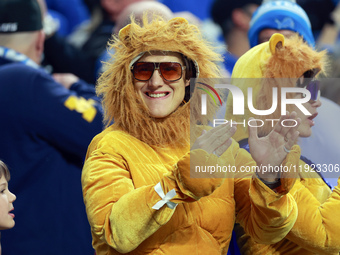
[299,130,312,137]
[150,112,169,119]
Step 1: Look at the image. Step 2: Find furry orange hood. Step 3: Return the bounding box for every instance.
[225,33,327,141]
[96,16,222,145]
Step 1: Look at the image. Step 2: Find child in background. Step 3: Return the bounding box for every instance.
[0,160,16,254]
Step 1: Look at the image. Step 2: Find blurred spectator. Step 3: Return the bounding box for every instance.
[0,0,103,254]
[211,0,261,75]
[248,0,315,47]
[95,1,205,79]
[210,0,261,123]
[96,1,173,76]
[114,1,172,32]
[45,0,90,36]
[43,0,149,84]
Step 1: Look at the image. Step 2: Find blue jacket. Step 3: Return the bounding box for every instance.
[0,56,103,254]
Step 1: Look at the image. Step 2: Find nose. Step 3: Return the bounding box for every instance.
[9,190,16,203]
[311,98,322,108]
[148,67,164,87]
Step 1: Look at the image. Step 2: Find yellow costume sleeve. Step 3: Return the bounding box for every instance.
[285,177,340,254]
[82,134,233,253]
[173,148,235,200]
[82,149,175,253]
[234,145,300,244]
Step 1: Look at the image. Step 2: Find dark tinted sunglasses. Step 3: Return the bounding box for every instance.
[131,62,186,82]
[300,80,321,101]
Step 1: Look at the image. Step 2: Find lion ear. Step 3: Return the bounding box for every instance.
[269,33,285,55]
[169,17,189,25]
[118,24,131,42]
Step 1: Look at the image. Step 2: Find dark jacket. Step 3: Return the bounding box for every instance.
[44,19,115,83]
[0,55,103,255]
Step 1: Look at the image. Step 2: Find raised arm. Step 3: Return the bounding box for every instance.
[234,145,300,244]
[234,112,302,244]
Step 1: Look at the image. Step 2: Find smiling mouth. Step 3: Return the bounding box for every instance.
[145,92,170,98]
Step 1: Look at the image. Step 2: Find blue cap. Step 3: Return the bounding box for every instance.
[248,0,315,47]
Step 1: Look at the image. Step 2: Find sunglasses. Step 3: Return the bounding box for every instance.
[300,80,321,101]
[131,62,186,82]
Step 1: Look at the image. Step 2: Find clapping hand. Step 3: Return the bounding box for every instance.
[248,111,301,181]
[177,124,237,200]
[191,124,237,157]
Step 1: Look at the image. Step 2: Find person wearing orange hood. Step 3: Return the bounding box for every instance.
[81,15,302,255]
[226,33,340,254]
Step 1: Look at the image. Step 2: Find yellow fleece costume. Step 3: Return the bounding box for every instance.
[82,17,300,254]
[226,33,340,254]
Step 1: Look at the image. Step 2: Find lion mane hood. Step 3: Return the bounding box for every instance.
[96,16,222,146]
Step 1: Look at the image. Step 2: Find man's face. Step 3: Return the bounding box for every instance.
[132,51,190,118]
